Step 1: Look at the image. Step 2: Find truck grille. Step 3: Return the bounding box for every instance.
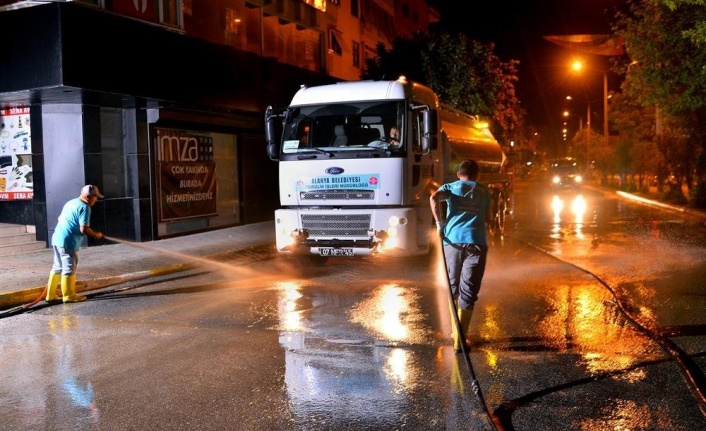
[301,214,372,236]
[300,190,374,200]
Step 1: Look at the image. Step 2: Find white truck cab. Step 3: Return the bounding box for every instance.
[265,78,511,264]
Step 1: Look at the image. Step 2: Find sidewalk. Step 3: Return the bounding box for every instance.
[0,221,275,311]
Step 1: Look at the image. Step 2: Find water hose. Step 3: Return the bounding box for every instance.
[26,286,48,308]
[439,236,503,430]
[0,285,48,317]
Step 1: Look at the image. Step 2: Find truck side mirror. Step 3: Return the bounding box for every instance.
[265,106,280,161]
[422,109,439,151]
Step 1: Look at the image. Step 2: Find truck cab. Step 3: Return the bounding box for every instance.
[265,78,510,264]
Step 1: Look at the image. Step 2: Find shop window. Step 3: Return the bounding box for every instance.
[154,127,240,234]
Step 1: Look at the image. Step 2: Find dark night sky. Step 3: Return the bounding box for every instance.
[427,0,628,138]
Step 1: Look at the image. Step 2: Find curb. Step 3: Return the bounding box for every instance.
[616,190,706,220]
[0,243,277,312]
[0,263,193,311]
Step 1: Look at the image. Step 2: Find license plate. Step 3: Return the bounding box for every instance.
[319,248,354,257]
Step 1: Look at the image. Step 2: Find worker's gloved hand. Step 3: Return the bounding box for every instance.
[436,221,445,238]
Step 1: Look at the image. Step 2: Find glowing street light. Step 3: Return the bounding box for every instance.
[566,95,591,131]
[542,34,623,149]
[571,60,583,73]
[569,59,609,147]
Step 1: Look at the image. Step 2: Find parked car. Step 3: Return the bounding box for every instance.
[548,157,582,191]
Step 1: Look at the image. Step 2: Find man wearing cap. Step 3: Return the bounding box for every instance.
[45,184,105,303]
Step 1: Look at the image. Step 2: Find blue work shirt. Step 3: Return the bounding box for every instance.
[51,197,91,251]
[437,180,490,246]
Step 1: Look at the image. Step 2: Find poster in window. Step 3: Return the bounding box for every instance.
[156,127,218,221]
[0,107,33,200]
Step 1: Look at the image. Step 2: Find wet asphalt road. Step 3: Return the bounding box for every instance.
[1,177,705,430]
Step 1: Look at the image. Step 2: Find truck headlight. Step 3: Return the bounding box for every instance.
[388,216,408,227]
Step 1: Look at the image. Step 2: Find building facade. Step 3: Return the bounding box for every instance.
[0,0,438,245]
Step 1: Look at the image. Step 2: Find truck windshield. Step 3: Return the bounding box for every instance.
[281,101,405,155]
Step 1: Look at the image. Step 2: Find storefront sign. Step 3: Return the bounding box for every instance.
[158,161,217,221]
[156,128,218,221]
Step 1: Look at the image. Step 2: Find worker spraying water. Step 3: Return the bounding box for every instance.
[45,184,105,304]
[429,160,492,352]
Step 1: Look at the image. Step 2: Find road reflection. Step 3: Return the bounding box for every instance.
[10,316,104,429]
[275,280,416,427]
[552,193,587,225]
[538,283,662,375]
[51,316,101,424]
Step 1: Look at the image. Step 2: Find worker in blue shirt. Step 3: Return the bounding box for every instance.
[429,160,491,352]
[46,184,105,303]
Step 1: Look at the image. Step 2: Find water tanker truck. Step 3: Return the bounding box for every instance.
[265,78,512,264]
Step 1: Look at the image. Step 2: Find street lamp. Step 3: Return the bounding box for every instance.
[543,34,623,149]
[561,110,570,142]
[602,70,608,147]
[566,95,591,131]
[570,59,609,147]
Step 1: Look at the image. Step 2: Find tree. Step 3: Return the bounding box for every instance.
[609,91,663,190]
[617,0,706,113]
[490,58,525,146]
[659,0,706,45]
[615,0,706,206]
[362,31,524,146]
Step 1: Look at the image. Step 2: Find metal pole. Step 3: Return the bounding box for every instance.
[603,71,608,146]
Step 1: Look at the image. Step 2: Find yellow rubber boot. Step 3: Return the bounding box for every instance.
[449,302,459,350]
[454,307,474,352]
[61,274,86,303]
[45,272,61,301]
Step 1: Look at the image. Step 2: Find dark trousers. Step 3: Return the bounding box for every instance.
[443,243,488,310]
